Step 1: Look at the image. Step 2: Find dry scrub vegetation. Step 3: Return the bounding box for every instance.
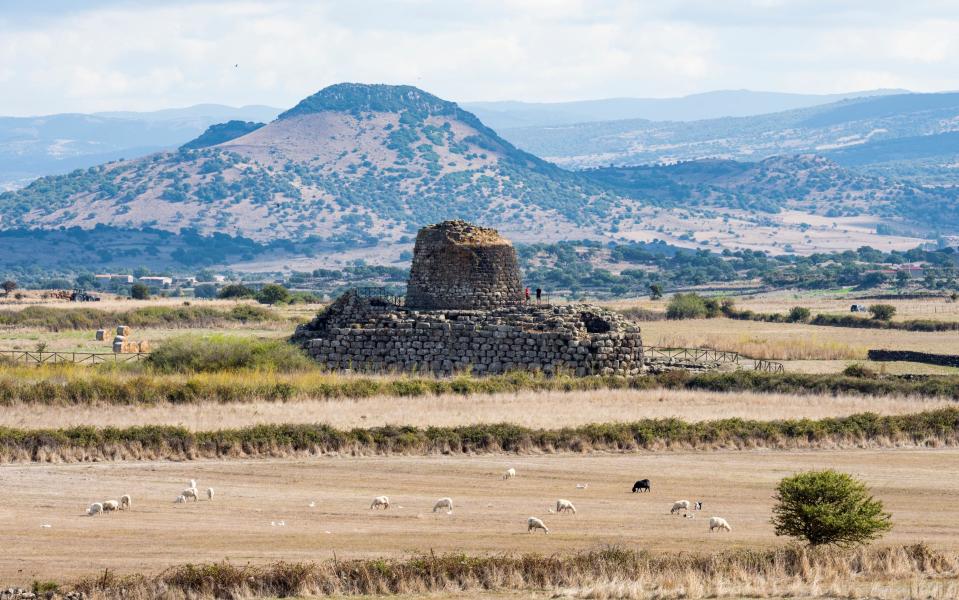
[2,408,959,463]
[64,544,958,600]
[641,318,959,361]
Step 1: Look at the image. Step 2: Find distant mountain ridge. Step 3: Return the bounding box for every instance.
[0,104,281,190]
[463,89,906,129]
[498,92,959,183]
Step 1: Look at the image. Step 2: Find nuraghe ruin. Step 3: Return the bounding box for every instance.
[297,220,644,376]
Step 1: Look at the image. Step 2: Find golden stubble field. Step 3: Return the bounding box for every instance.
[3,448,958,582]
[0,388,952,430]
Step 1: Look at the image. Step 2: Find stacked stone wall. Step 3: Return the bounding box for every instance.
[306,300,643,377]
[405,220,523,310]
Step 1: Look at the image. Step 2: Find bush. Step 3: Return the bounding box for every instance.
[130,283,150,300]
[869,304,897,321]
[147,335,312,373]
[193,284,218,299]
[842,363,878,378]
[666,293,708,320]
[256,284,290,305]
[788,306,811,323]
[218,284,254,299]
[703,298,721,318]
[772,470,892,546]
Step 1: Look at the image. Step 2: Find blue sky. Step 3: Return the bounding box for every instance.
[1,0,957,115]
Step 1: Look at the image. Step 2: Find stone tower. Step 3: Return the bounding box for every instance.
[405,220,523,310]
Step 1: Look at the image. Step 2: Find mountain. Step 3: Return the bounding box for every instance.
[0,84,608,244]
[2,83,956,275]
[0,104,281,190]
[497,92,959,182]
[180,121,266,150]
[585,155,959,229]
[462,89,906,129]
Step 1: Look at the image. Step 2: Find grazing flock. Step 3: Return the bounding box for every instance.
[83,469,731,537]
[87,480,214,515]
[366,467,730,535]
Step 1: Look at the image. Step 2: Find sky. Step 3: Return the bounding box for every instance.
[1,0,958,115]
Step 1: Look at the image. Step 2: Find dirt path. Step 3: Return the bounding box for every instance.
[3,448,956,583]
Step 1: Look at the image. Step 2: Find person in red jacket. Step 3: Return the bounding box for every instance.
[524,287,530,303]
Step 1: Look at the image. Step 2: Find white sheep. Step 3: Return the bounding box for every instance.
[182,488,199,502]
[503,468,516,480]
[670,500,691,515]
[189,479,197,489]
[87,502,103,516]
[102,500,120,512]
[433,497,454,513]
[556,499,577,514]
[709,517,731,532]
[206,488,214,501]
[119,494,132,510]
[370,496,391,510]
[527,516,549,534]
[174,495,186,504]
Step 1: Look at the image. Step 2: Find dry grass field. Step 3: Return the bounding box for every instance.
[640,317,959,363]
[4,449,958,583]
[1,388,953,430]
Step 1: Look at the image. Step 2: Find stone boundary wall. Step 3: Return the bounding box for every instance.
[307,302,643,377]
[867,349,959,368]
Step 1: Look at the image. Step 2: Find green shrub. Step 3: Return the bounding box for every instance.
[218,284,254,299]
[256,284,290,305]
[147,335,312,373]
[703,298,721,318]
[843,363,878,378]
[869,304,897,321]
[666,293,708,319]
[772,470,892,546]
[788,306,811,323]
[130,283,150,300]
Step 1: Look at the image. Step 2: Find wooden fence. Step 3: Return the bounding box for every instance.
[0,350,150,366]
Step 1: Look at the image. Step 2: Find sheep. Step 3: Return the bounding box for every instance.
[206,488,214,501]
[575,483,589,489]
[556,499,577,514]
[182,487,200,502]
[119,494,132,510]
[527,517,549,534]
[433,497,454,513]
[370,496,390,510]
[694,501,703,511]
[87,502,103,516]
[632,479,651,493]
[189,479,197,489]
[174,495,186,504]
[102,500,120,512]
[709,517,731,532]
[503,468,516,480]
[670,500,691,515]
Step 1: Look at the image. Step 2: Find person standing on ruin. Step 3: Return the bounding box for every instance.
[525,287,530,303]
[535,287,542,304]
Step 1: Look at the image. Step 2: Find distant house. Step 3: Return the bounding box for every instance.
[138,276,173,287]
[95,273,134,284]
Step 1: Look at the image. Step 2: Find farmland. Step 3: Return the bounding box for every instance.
[2,294,959,599]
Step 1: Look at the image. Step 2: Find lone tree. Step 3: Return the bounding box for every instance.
[772,470,891,546]
[1,280,16,296]
[256,283,290,305]
[648,284,663,300]
[130,283,150,300]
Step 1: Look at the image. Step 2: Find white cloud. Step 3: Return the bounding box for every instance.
[0,0,957,115]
